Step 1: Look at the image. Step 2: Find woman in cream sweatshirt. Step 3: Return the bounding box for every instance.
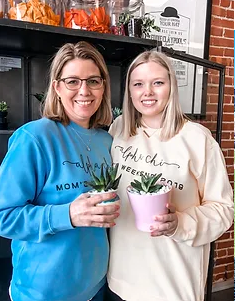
[105,50,233,301]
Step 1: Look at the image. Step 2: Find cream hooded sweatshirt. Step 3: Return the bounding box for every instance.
[107,117,233,301]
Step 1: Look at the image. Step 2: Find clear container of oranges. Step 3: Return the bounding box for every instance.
[64,0,111,33]
[7,0,61,26]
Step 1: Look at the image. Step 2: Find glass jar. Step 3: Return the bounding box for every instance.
[7,0,61,26]
[109,0,144,37]
[0,0,4,18]
[64,0,111,33]
[0,0,8,18]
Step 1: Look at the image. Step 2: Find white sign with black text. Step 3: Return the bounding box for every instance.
[144,0,209,114]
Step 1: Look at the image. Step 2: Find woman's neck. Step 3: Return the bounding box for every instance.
[141,116,162,129]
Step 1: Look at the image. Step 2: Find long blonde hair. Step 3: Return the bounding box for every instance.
[122,50,186,140]
[42,41,112,128]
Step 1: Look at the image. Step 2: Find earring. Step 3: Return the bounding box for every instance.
[57,96,61,102]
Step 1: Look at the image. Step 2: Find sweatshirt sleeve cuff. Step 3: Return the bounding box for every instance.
[49,203,74,233]
[168,212,195,243]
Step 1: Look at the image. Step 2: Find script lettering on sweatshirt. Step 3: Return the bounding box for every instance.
[55,155,108,191]
[114,145,183,191]
[115,145,180,169]
[62,154,109,173]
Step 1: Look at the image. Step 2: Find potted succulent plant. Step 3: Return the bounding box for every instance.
[112,107,122,120]
[85,163,122,205]
[0,101,9,130]
[126,173,172,232]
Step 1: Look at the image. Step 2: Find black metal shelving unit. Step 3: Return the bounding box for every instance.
[0,19,162,128]
[0,19,161,63]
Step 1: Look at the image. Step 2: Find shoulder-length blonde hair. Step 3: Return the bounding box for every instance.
[42,41,112,128]
[122,50,187,141]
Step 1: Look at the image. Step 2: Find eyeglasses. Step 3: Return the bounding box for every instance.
[57,76,104,90]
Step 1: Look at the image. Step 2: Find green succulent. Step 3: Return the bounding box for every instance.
[130,173,163,193]
[85,163,122,192]
[112,107,122,120]
[33,93,45,102]
[0,101,9,112]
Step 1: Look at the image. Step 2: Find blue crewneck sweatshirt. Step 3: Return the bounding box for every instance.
[0,118,113,301]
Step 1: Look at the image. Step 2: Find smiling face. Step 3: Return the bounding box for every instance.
[129,61,170,128]
[53,58,104,128]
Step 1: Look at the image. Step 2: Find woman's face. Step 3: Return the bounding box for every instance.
[54,58,104,128]
[129,61,170,128]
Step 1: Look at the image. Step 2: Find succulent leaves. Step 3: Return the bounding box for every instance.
[130,173,163,193]
[0,101,9,112]
[112,107,122,120]
[85,163,122,192]
[33,93,45,103]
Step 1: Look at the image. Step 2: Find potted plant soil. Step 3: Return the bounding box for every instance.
[85,163,122,206]
[127,173,172,232]
[0,101,9,130]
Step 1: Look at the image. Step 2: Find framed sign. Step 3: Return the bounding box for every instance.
[144,0,212,115]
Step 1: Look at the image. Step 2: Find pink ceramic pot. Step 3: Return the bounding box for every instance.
[127,185,172,232]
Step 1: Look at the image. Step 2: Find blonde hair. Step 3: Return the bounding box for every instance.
[122,50,186,141]
[42,41,112,128]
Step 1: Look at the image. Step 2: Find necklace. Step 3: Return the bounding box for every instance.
[70,126,92,152]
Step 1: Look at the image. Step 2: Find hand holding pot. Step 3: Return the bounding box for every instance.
[127,175,172,232]
[150,203,178,237]
[69,192,120,228]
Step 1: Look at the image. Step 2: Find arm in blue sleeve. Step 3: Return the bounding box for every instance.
[0,129,74,242]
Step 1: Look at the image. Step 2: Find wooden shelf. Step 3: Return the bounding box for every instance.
[0,19,161,64]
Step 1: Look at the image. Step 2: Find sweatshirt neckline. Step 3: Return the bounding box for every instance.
[68,121,97,135]
[140,120,161,137]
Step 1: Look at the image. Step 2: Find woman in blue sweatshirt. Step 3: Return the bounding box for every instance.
[0,41,120,301]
